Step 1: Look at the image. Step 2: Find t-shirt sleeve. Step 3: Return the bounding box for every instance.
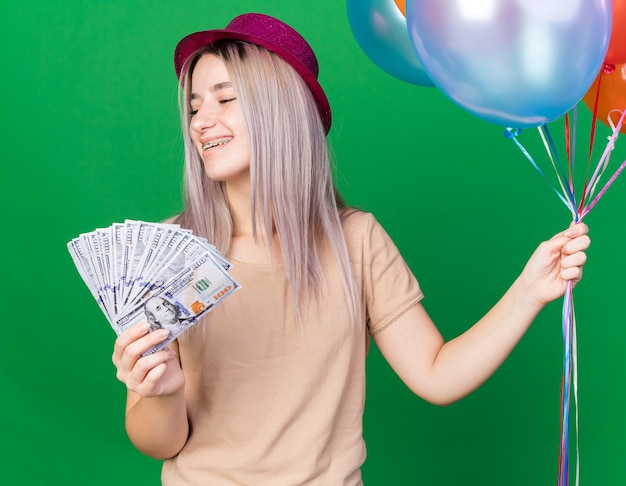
[362,213,424,335]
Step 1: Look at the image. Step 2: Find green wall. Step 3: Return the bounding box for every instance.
[2,0,625,484]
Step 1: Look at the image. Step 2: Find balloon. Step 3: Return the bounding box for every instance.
[406,0,612,128]
[347,0,434,87]
[605,0,626,65]
[583,63,626,133]
[394,0,406,15]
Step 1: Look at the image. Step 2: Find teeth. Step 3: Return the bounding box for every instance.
[202,138,230,151]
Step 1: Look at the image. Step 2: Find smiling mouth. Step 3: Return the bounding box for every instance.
[202,138,231,151]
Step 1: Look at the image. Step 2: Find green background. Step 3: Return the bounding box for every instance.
[2,0,625,484]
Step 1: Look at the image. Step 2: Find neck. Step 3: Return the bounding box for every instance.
[225,182,280,263]
[225,181,256,237]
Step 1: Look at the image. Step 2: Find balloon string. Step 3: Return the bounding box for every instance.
[539,125,578,215]
[579,73,604,214]
[557,280,579,486]
[570,108,581,215]
[557,280,571,486]
[570,108,578,193]
[588,72,602,164]
[579,109,626,219]
[504,128,570,209]
[580,72,611,214]
[565,113,572,190]
[566,111,580,216]
[506,109,626,486]
[580,157,626,219]
[573,296,580,486]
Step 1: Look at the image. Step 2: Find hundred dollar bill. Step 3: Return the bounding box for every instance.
[121,222,169,309]
[111,223,126,311]
[195,236,231,271]
[96,228,114,313]
[115,250,240,355]
[121,230,207,312]
[121,220,155,306]
[82,231,114,318]
[68,221,240,346]
[118,220,139,306]
[67,238,112,321]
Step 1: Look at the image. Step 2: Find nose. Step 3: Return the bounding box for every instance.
[190,103,217,133]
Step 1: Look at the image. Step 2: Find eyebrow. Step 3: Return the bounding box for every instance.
[190,81,233,100]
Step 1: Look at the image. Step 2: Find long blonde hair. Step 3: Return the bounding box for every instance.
[176,41,360,325]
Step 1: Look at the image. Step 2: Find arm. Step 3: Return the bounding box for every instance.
[374,223,590,406]
[113,324,189,459]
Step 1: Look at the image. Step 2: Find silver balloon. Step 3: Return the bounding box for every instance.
[407,0,612,127]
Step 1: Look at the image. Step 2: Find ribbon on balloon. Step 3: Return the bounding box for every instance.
[505,105,626,486]
[506,63,626,486]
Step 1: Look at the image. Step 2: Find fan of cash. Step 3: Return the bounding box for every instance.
[67,220,240,354]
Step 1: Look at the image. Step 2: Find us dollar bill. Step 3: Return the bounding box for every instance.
[115,250,240,354]
[67,221,240,344]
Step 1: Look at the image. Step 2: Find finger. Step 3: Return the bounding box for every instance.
[141,361,175,396]
[562,235,591,255]
[112,322,150,365]
[125,348,175,391]
[561,265,583,282]
[547,222,589,244]
[565,222,589,238]
[124,329,170,363]
[116,328,170,377]
[537,234,571,256]
[541,224,590,257]
[560,251,587,270]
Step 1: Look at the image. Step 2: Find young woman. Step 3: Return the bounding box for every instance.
[112,13,590,485]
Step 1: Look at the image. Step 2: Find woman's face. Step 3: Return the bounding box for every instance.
[189,54,251,188]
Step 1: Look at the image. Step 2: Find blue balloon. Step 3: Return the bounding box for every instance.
[347,0,434,87]
[406,0,612,127]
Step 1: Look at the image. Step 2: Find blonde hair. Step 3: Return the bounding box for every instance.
[176,41,360,325]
